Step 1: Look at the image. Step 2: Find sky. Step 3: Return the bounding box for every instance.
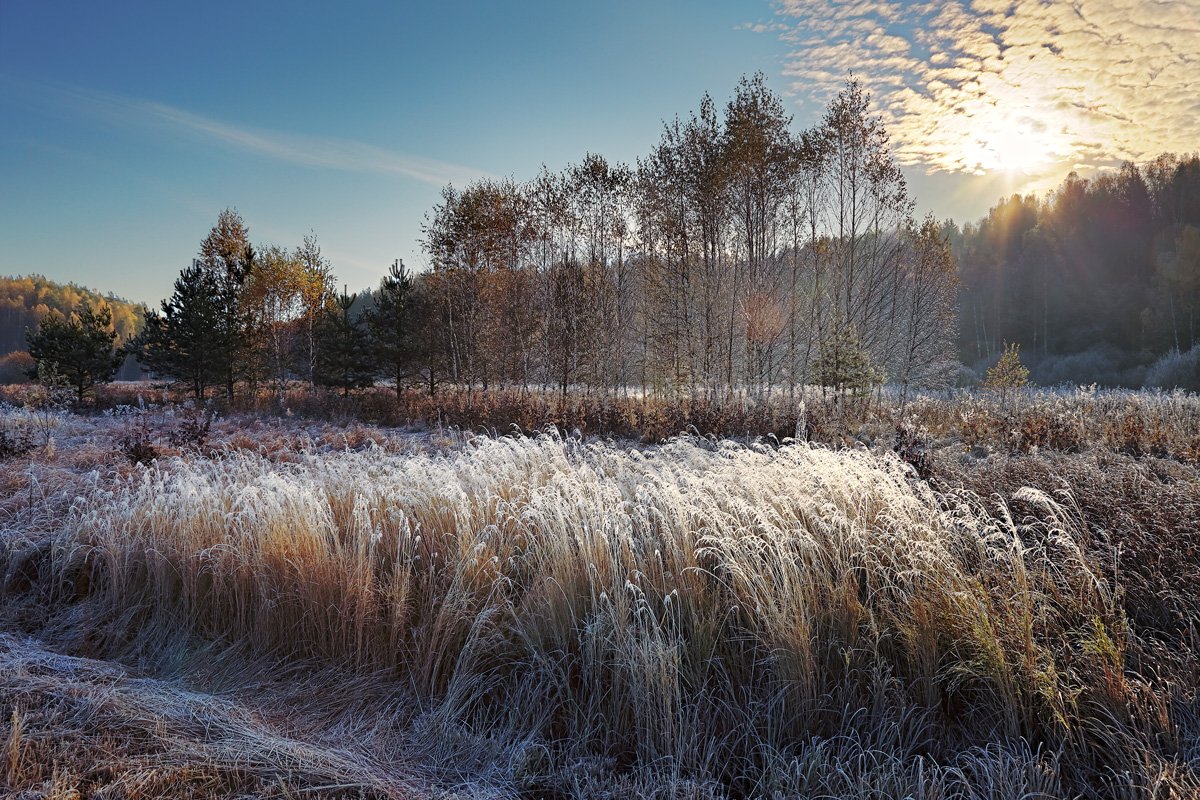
[2,0,1197,306]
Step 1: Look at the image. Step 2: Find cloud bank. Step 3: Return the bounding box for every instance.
[769,0,1200,180]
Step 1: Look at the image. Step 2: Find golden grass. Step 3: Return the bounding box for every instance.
[3,427,1193,796]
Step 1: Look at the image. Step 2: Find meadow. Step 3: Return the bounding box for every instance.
[0,386,1198,798]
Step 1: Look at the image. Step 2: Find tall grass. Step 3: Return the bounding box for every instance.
[7,432,1191,796]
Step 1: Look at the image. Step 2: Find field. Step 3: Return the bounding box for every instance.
[1,387,1198,798]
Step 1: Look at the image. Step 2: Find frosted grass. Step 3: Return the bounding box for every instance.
[23,431,1179,794]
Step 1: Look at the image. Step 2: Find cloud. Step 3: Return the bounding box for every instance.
[772,0,1200,183]
[11,78,488,188]
[140,101,488,187]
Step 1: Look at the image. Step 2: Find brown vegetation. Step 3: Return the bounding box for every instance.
[0,387,1198,798]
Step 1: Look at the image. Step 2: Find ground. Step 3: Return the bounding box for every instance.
[1,387,1198,798]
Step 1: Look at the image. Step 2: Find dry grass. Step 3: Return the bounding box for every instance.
[1,392,1198,797]
[0,635,427,799]
[0,402,1190,796]
[11,380,1200,457]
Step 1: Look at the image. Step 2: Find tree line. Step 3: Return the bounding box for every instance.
[23,74,1200,401]
[18,72,1200,400]
[416,75,957,399]
[23,75,957,404]
[953,153,1200,388]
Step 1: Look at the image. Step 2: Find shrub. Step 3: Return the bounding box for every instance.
[118,414,159,465]
[1143,345,1200,392]
[984,342,1029,404]
[166,404,214,451]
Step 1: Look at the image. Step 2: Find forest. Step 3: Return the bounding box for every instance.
[0,275,144,382]
[6,80,1199,400]
[954,153,1200,387]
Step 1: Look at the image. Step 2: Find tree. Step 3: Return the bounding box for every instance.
[243,245,315,399]
[422,179,536,390]
[294,233,336,383]
[893,216,959,401]
[984,342,1029,405]
[313,287,375,396]
[1146,225,1200,352]
[25,300,122,403]
[198,209,253,401]
[811,318,883,399]
[724,72,795,389]
[134,263,224,400]
[408,274,450,396]
[366,260,417,397]
[812,78,914,372]
[682,94,730,391]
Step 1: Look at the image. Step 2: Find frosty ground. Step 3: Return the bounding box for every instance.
[1,391,1198,798]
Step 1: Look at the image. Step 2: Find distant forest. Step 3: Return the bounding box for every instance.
[953,152,1200,387]
[3,78,1200,393]
[0,275,145,382]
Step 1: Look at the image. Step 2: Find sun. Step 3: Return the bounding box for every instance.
[961,113,1071,177]
[980,126,1051,175]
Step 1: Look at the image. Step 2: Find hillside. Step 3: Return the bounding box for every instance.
[0,275,146,381]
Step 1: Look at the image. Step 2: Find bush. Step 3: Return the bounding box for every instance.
[1143,345,1200,392]
[118,414,159,465]
[166,404,214,451]
[0,351,34,384]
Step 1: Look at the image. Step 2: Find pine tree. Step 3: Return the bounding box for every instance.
[366,260,416,398]
[25,300,122,403]
[811,320,884,397]
[313,287,375,396]
[133,262,224,400]
[984,341,1029,405]
[198,209,254,401]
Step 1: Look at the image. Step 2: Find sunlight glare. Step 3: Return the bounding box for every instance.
[962,111,1071,177]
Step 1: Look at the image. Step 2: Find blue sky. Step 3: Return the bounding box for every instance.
[3,0,1195,305]
[0,1,798,303]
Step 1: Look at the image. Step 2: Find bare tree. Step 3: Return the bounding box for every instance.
[893,216,959,402]
[723,73,795,391]
[810,78,915,377]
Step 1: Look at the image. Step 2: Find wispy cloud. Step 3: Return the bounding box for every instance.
[766,0,1200,182]
[12,78,488,188]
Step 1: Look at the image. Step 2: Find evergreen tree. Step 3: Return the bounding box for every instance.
[811,320,884,397]
[198,209,254,401]
[313,287,375,396]
[408,276,448,396]
[134,262,224,400]
[984,341,1030,405]
[366,259,416,398]
[25,300,122,403]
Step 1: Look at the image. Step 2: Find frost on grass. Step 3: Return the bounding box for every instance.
[2,426,1193,798]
